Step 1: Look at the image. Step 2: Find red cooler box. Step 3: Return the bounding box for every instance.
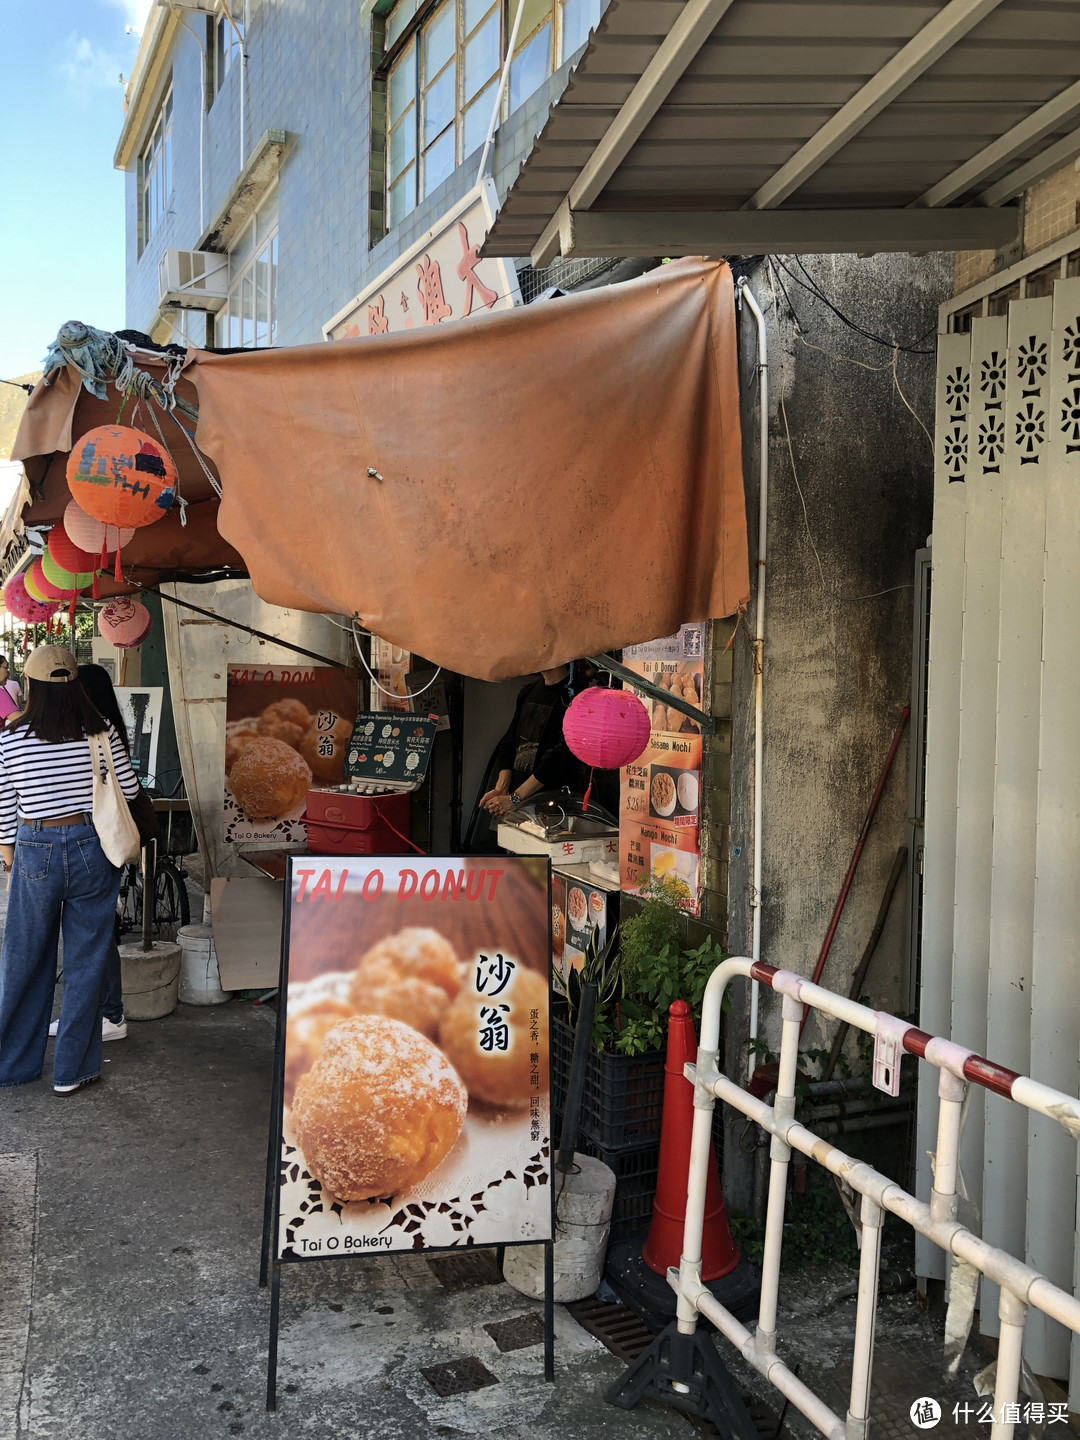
[304,790,412,854]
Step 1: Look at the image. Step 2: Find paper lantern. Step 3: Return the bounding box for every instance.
[48,523,99,575]
[41,549,94,592]
[99,596,152,648]
[66,426,176,529]
[3,572,58,624]
[28,558,79,602]
[63,500,135,555]
[563,687,651,769]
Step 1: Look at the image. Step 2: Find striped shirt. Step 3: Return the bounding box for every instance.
[0,722,141,844]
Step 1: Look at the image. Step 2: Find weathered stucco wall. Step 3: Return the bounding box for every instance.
[723,252,951,1209]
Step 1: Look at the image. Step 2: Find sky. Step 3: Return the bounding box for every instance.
[0,0,152,381]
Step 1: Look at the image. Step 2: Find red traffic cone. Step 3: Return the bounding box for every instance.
[641,999,741,1282]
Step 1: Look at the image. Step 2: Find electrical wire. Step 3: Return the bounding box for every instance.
[775,257,936,356]
[346,616,443,701]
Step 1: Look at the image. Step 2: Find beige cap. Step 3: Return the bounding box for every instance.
[23,646,79,683]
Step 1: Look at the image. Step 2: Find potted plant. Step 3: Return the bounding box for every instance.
[552,885,727,1149]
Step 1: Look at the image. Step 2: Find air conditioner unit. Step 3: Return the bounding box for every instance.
[158,249,229,312]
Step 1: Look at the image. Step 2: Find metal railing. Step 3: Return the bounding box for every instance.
[672,958,1080,1440]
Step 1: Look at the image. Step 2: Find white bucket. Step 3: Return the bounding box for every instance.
[503,1152,615,1302]
[177,923,229,1005]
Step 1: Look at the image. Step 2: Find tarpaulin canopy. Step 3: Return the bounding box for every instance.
[10,259,748,678]
[191,257,748,681]
[11,347,241,586]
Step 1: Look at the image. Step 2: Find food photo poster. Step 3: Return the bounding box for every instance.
[619,623,704,913]
[275,855,552,1259]
[223,665,359,843]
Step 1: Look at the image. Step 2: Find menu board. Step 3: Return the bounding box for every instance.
[618,623,704,913]
[223,665,359,843]
[275,855,552,1258]
[551,869,613,979]
[344,713,438,787]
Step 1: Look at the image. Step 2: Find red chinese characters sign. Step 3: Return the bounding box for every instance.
[324,184,520,341]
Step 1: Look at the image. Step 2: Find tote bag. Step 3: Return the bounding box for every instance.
[89,733,141,866]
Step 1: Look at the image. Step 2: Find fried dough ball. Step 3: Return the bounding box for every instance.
[352,975,449,1041]
[229,737,311,819]
[284,999,355,1101]
[292,1015,468,1200]
[296,712,354,782]
[261,698,312,729]
[257,699,312,748]
[354,928,462,999]
[225,723,259,775]
[438,964,549,1109]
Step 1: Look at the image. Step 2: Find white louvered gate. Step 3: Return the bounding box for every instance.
[920,279,1080,1392]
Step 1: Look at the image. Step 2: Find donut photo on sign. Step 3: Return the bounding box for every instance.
[223,664,359,844]
[275,855,552,1259]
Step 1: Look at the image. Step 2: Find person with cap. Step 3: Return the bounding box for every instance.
[0,646,140,1095]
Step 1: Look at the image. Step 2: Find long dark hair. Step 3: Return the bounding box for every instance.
[9,678,108,743]
[77,664,130,752]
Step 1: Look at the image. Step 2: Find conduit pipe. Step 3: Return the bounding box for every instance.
[736,278,768,1078]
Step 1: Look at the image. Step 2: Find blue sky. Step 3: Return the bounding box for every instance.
[0,0,151,380]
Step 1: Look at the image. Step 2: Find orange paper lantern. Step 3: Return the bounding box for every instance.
[66,426,176,529]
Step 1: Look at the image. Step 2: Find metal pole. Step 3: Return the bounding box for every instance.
[755,991,802,1359]
[990,1288,1027,1440]
[847,1194,884,1440]
[557,981,597,1172]
[141,838,156,951]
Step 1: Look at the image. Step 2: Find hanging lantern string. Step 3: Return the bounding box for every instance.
[141,393,189,526]
[165,411,223,501]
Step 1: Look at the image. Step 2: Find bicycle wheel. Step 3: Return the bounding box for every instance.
[153,862,191,938]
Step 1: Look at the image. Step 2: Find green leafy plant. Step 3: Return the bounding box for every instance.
[559,884,728,1056]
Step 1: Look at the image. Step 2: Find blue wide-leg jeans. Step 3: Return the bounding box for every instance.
[0,820,122,1088]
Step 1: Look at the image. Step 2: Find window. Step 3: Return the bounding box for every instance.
[383,0,601,230]
[139,88,173,255]
[209,11,244,103]
[215,187,279,348]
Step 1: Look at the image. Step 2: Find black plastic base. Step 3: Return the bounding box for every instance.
[605,1235,761,1333]
[605,1319,758,1438]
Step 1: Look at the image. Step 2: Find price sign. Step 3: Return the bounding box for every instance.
[344,713,438,787]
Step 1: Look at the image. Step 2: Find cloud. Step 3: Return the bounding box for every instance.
[102,0,155,33]
[57,33,127,91]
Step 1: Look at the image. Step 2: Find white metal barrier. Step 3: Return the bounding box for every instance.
[672,958,1080,1440]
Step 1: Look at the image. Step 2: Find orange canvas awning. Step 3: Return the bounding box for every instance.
[190,257,748,681]
[11,259,748,679]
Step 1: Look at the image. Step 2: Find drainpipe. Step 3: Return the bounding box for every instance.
[736,277,768,1079]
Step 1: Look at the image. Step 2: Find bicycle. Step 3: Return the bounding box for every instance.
[116,770,195,942]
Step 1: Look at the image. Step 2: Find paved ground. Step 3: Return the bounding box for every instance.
[2,872,1076,1440]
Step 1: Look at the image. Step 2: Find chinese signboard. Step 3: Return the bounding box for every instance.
[224,664,359,844]
[619,624,705,914]
[275,854,552,1258]
[323,181,520,341]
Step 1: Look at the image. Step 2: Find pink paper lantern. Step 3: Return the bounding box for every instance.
[563,687,651,769]
[63,499,135,556]
[98,596,152,648]
[3,572,58,624]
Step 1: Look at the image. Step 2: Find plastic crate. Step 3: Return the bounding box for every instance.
[565,1115,727,1246]
[578,1138,660,1244]
[551,1011,665,1147]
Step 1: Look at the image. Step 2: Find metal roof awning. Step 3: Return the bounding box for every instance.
[483,0,1080,265]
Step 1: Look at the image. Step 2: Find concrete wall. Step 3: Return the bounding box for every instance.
[723,252,951,1208]
[123,2,572,344]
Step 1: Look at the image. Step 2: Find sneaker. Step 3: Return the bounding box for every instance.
[49,1017,128,1040]
[54,1075,101,1096]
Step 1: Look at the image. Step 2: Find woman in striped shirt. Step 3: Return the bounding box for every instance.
[0,646,140,1095]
